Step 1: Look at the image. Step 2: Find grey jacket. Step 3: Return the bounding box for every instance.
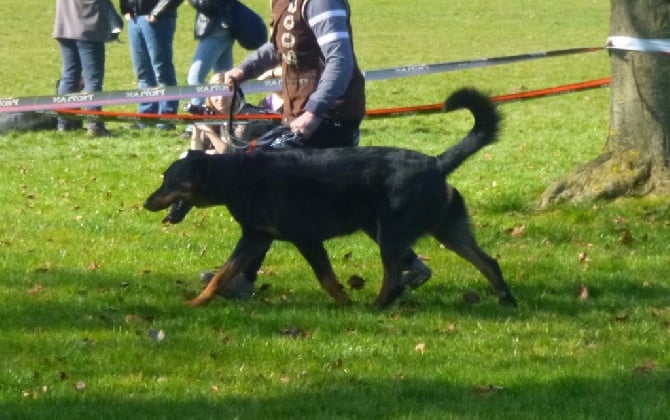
[53,0,116,42]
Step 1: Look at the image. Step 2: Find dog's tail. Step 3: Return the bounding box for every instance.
[437,88,500,176]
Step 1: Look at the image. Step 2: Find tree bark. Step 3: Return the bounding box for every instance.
[540,0,670,208]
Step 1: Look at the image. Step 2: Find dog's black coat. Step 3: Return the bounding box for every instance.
[145,88,516,308]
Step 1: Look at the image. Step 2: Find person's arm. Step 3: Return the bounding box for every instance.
[236,42,280,81]
[302,0,355,118]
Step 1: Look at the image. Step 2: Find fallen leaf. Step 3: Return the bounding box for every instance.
[436,322,458,334]
[88,262,100,271]
[34,262,53,273]
[578,285,589,301]
[578,252,590,264]
[414,342,426,354]
[618,229,634,246]
[509,224,526,237]
[28,283,43,295]
[633,359,656,375]
[475,384,503,396]
[614,215,629,225]
[650,307,666,318]
[280,376,291,384]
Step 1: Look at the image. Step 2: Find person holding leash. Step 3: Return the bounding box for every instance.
[223,0,365,148]
[206,0,431,297]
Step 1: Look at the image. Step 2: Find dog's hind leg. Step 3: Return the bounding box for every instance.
[433,189,517,307]
[373,247,407,309]
[362,225,412,308]
[188,232,272,307]
[294,242,352,305]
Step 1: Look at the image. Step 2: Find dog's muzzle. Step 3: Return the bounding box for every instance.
[161,199,193,224]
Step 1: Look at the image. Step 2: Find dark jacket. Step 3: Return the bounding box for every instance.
[190,0,232,39]
[271,0,365,122]
[119,0,182,18]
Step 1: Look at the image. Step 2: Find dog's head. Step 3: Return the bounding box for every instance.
[144,150,211,224]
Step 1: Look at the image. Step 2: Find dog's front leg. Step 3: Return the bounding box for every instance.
[188,232,272,307]
[187,259,243,306]
[294,242,351,305]
[374,251,406,309]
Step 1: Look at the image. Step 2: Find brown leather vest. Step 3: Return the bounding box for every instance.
[270,0,365,122]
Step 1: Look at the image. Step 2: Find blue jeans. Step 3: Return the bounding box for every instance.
[56,38,105,130]
[127,15,178,117]
[184,28,234,132]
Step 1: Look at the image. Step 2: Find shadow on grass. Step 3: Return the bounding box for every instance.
[2,263,668,334]
[6,373,669,419]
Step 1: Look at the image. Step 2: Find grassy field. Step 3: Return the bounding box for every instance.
[2,1,670,419]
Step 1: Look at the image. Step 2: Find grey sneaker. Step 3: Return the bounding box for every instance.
[86,127,114,138]
[199,271,255,299]
[401,258,432,288]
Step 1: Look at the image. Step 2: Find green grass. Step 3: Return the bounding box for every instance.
[2,1,670,419]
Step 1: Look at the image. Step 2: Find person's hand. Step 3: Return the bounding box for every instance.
[123,13,132,21]
[290,111,322,139]
[257,67,282,81]
[147,14,157,23]
[223,68,245,88]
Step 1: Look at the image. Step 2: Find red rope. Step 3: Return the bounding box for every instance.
[54,78,611,122]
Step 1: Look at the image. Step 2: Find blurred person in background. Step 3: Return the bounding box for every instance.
[53,0,121,137]
[120,0,182,130]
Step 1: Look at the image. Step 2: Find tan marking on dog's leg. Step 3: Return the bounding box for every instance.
[187,261,240,307]
[319,271,352,305]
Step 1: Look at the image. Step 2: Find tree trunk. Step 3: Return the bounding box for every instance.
[540,0,670,208]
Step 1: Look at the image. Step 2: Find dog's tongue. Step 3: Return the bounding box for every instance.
[162,199,193,224]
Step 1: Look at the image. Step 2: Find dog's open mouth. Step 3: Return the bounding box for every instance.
[162,198,193,224]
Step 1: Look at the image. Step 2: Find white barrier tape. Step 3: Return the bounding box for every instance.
[606,36,670,54]
[0,47,601,114]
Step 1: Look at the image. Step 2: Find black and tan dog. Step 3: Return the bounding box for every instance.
[144,88,516,309]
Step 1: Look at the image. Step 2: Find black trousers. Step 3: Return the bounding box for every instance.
[307,118,361,148]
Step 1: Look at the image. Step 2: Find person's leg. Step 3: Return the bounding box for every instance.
[143,16,178,117]
[127,17,158,115]
[308,119,361,148]
[56,39,82,131]
[77,40,107,131]
[184,29,234,137]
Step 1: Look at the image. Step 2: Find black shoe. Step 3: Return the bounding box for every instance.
[200,271,255,299]
[401,258,432,288]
